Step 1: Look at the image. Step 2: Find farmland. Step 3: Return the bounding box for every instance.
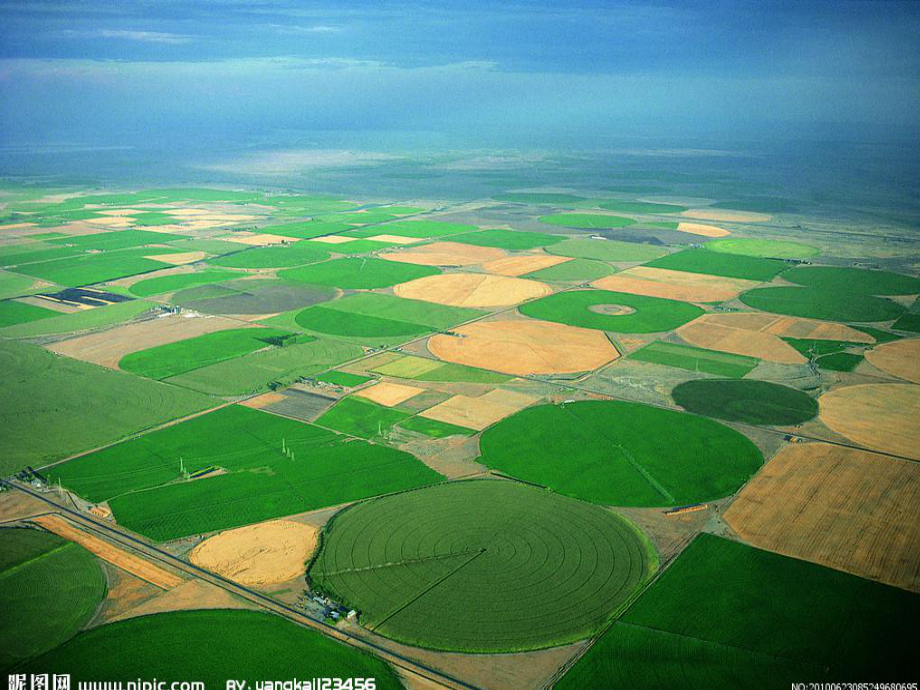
[518,289,704,333]
[558,534,919,688]
[783,265,920,294]
[628,340,759,377]
[448,228,564,250]
[279,256,438,289]
[309,480,656,651]
[479,400,762,506]
[12,253,171,287]
[546,237,667,261]
[643,248,787,281]
[671,379,818,425]
[129,270,240,297]
[0,528,106,672]
[539,213,637,229]
[172,279,336,315]
[740,286,903,321]
[706,237,820,259]
[50,404,441,541]
[208,241,331,268]
[0,340,214,474]
[22,610,402,688]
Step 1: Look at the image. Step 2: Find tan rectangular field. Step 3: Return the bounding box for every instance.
[34,514,183,590]
[481,254,570,277]
[420,388,539,430]
[724,442,920,592]
[353,381,424,407]
[45,313,247,368]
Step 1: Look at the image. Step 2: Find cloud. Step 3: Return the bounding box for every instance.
[56,29,197,45]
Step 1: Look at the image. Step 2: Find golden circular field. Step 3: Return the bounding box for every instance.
[819,383,920,460]
[865,338,920,384]
[394,272,552,308]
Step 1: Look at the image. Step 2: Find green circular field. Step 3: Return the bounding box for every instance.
[539,213,637,229]
[21,610,401,687]
[278,257,439,289]
[546,238,667,262]
[782,266,920,295]
[671,379,818,426]
[524,258,614,282]
[308,480,656,652]
[706,238,819,259]
[519,289,704,333]
[209,241,331,269]
[739,286,903,322]
[1,528,106,670]
[478,400,762,507]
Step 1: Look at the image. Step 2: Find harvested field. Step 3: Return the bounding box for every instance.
[428,319,619,376]
[681,208,772,222]
[675,312,869,364]
[34,515,182,589]
[226,233,289,246]
[394,272,551,308]
[419,388,540,430]
[818,383,920,460]
[864,338,920,383]
[309,480,655,652]
[481,253,570,276]
[593,266,758,303]
[675,222,730,237]
[144,251,207,265]
[45,313,245,368]
[724,443,920,592]
[365,234,424,244]
[379,241,506,267]
[238,391,286,409]
[189,519,318,586]
[353,381,423,407]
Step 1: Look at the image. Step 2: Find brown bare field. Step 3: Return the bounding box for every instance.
[724,442,920,592]
[239,392,287,409]
[366,234,424,245]
[419,389,540,430]
[593,266,757,303]
[86,216,135,228]
[865,338,920,384]
[17,295,86,313]
[380,241,506,267]
[34,514,183,589]
[0,490,48,523]
[678,319,807,363]
[143,251,207,265]
[226,233,289,246]
[189,519,318,586]
[110,579,255,623]
[0,222,37,231]
[681,208,773,223]
[819,383,920,460]
[311,235,356,244]
[428,319,619,376]
[677,312,873,363]
[394,273,551,308]
[481,254,571,277]
[353,381,424,407]
[45,314,247,369]
[676,222,731,237]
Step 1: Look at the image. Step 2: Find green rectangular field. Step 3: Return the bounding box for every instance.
[629,341,759,377]
[0,270,41,300]
[314,370,373,387]
[449,228,565,250]
[0,340,215,475]
[163,337,363,396]
[50,404,442,541]
[257,220,355,239]
[371,354,514,383]
[397,416,475,438]
[316,396,411,439]
[118,327,298,379]
[558,533,919,689]
[129,269,241,297]
[643,248,787,281]
[49,229,184,251]
[10,253,170,287]
[0,299,57,328]
[345,220,477,239]
[0,245,88,267]
[0,299,152,338]
[325,292,483,330]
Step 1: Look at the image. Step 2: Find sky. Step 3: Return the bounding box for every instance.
[1,0,919,149]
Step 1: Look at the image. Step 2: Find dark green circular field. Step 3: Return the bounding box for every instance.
[308,480,656,652]
[671,379,818,426]
[478,400,762,507]
[706,238,819,259]
[518,289,703,333]
[21,610,401,687]
[739,286,903,322]
[782,266,920,295]
[1,528,106,671]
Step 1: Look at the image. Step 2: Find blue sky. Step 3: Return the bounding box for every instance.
[1,1,919,147]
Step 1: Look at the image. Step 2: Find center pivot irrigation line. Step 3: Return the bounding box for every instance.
[1,479,483,690]
[320,549,485,577]
[369,548,487,633]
